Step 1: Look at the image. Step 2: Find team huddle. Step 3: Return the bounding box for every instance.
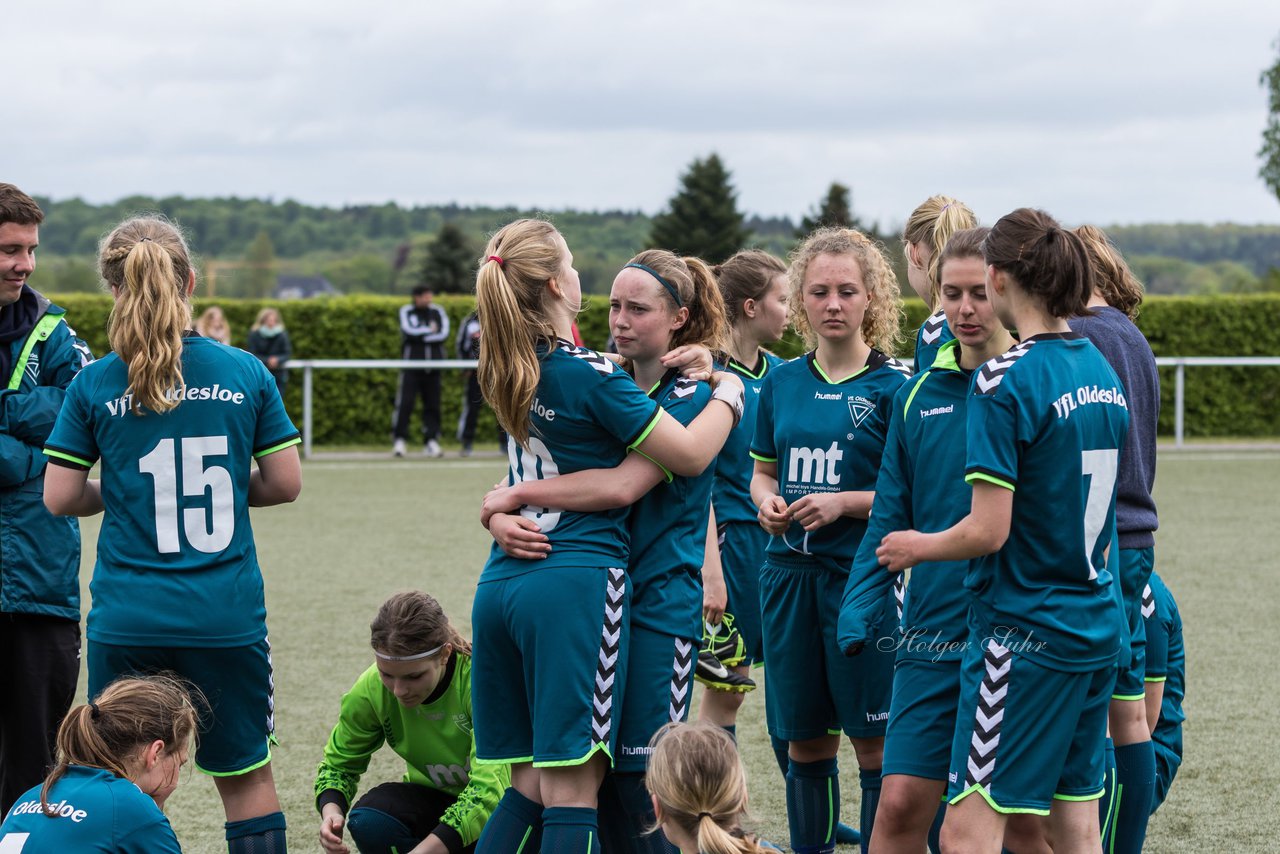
[0,182,1185,854]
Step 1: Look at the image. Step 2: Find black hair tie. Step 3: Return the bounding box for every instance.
[698,811,713,820]
[89,702,101,719]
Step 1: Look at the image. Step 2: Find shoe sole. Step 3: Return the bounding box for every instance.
[693,674,757,693]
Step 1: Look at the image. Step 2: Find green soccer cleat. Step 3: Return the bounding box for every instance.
[694,649,757,693]
[701,612,747,667]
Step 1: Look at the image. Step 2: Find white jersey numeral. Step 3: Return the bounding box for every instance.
[139,436,236,554]
[508,436,562,533]
[1080,449,1119,580]
[0,833,31,852]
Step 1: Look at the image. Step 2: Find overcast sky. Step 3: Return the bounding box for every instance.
[11,1,1280,229]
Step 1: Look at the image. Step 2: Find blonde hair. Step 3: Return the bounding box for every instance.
[789,227,904,353]
[1074,225,1144,319]
[251,307,285,332]
[370,590,471,657]
[99,217,195,415]
[41,675,199,815]
[624,249,728,353]
[195,306,230,343]
[902,195,979,308]
[475,219,566,448]
[646,722,764,854]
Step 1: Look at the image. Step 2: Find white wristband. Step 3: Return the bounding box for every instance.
[710,383,744,427]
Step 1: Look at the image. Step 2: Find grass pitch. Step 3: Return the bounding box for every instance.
[70,448,1280,852]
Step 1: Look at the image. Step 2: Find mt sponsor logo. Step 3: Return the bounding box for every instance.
[422,761,470,788]
[788,442,843,487]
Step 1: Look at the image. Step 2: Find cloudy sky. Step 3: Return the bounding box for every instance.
[11,1,1280,229]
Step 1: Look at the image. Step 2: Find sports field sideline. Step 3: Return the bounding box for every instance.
[70,447,1280,852]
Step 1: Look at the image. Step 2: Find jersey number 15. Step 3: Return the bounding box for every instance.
[139,436,235,554]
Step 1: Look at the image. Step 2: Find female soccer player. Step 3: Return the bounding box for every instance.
[750,226,911,854]
[644,721,766,854]
[877,208,1129,854]
[698,250,789,712]
[0,675,197,853]
[42,216,302,854]
[1070,225,1161,854]
[469,220,743,854]
[482,248,732,854]
[901,196,977,374]
[316,591,508,854]
[838,227,1019,853]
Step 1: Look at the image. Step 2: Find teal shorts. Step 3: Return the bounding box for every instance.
[718,521,769,664]
[947,635,1114,814]
[759,555,893,741]
[471,565,630,767]
[883,657,961,780]
[615,626,696,772]
[1151,739,1181,814]
[88,639,275,776]
[1113,547,1155,700]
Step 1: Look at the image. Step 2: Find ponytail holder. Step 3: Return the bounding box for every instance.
[940,203,952,212]
[698,811,713,820]
[487,255,504,267]
[89,702,101,720]
[139,237,153,243]
[625,263,683,307]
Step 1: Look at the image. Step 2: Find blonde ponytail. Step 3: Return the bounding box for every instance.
[99,217,194,415]
[902,195,979,309]
[476,220,564,448]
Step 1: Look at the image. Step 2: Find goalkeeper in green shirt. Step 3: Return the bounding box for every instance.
[316,592,510,854]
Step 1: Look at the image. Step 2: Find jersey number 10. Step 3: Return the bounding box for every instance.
[139,436,235,554]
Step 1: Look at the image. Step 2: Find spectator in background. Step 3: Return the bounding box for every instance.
[246,307,292,394]
[455,308,507,457]
[0,183,93,816]
[195,305,232,345]
[392,285,449,458]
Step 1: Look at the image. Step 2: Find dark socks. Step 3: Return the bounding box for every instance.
[478,788,543,854]
[225,811,287,854]
[1109,740,1155,854]
[609,773,677,854]
[771,733,791,777]
[541,806,600,854]
[1099,737,1118,846]
[927,802,945,854]
[786,756,839,854]
[858,767,881,854]
[721,723,737,742]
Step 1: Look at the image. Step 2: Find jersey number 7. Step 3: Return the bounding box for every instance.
[1081,449,1119,581]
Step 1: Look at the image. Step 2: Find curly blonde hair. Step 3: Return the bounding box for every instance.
[788,227,904,353]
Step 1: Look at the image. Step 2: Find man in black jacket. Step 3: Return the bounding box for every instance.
[392,285,449,457]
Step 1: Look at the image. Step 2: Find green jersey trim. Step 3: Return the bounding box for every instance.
[966,471,1016,491]
[811,356,870,385]
[1053,789,1105,802]
[474,755,533,766]
[632,446,674,483]
[749,451,777,463]
[726,352,770,380]
[1143,675,1168,684]
[949,784,1050,816]
[627,408,664,451]
[195,742,273,777]
[253,436,302,458]
[901,371,933,418]
[532,742,611,768]
[1111,691,1146,701]
[43,447,94,468]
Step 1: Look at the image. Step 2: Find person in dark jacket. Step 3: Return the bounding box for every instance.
[246,307,292,394]
[0,183,93,815]
[392,285,449,457]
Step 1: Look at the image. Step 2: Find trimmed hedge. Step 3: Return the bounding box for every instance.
[45,293,1279,443]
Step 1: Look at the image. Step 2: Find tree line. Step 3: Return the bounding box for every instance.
[31,156,1280,298]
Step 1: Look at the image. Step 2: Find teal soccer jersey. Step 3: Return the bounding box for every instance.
[1144,573,1184,787]
[840,339,972,660]
[913,308,954,374]
[482,341,662,582]
[750,349,911,573]
[628,370,713,637]
[712,350,784,525]
[44,337,300,647]
[964,333,1130,672]
[1,766,181,853]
